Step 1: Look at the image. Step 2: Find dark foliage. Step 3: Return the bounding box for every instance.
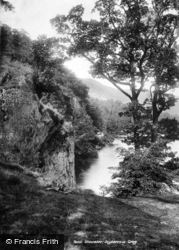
[0,25,33,63]
[159,118,179,140]
[0,0,14,11]
[86,100,103,130]
[110,140,177,197]
[90,98,128,136]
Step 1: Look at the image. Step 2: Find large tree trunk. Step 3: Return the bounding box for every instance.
[133,123,140,150]
[131,99,140,150]
[151,93,159,143]
[151,120,158,143]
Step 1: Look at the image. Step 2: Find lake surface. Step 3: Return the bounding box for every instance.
[76,138,179,195]
[76,138,128,195]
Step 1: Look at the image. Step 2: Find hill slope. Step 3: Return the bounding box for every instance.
[81,78,149,103]
[82,78,179,118]
[81,78,129,102]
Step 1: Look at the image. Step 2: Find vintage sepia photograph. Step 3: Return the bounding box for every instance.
[0,0,179,249]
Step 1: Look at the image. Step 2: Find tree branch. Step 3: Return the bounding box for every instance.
[82,54,132,100]
[35,94,64,123]
[116,81,131,86]
[137,47,148,96]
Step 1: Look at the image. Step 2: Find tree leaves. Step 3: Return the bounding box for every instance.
[51,0,178,102]
[0,0,14,11]
[110,139,176,197]
[1,25,33,63]
[51,0,179,146]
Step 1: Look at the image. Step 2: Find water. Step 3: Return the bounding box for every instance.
[76,138,128,195]
[76,139,179,195]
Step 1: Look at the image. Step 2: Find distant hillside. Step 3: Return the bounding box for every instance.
[82,78,150,103]
[82,78,179,118]
[81,78,129,102]
[81,78,149,103]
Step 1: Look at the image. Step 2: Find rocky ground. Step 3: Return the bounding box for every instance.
[0,163,179,250]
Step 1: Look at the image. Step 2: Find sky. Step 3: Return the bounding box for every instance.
[1,0,97,39]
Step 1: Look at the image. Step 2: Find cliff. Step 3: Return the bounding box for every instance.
[0,60,75,190]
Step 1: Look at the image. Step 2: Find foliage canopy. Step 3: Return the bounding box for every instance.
[51,0,179,147]
[0,0,14,11]
[51,0,179,102]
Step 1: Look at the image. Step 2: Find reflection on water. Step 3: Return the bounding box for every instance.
[76,138,128,195]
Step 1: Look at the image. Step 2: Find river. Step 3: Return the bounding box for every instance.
[76,138,179,195]
[76,138,128,195]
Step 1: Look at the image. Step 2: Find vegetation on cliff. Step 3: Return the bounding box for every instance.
[0,23,105,179]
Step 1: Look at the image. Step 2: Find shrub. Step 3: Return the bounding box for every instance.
[110,139,175,197]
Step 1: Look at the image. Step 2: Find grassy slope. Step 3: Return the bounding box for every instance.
[0,163,179,250]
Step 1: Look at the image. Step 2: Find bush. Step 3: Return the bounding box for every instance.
[110,140,175,197]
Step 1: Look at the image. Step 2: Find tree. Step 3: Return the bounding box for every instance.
[91,98,128,135]
[0,25,12,59]
[32,35,90,105]
[110,139,176,197]
[0,25,33,63]
[86,100,103,130]
[159,117,179,140]
[51,0,179,148]
[74,106,97,157]
[32,35,61,71]
[148,0,179,141]
[120,101,153,147]
[32,35,63,98]
[11,29,33,63]
[0,0,14,11]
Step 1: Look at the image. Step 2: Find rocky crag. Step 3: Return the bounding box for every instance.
[0,60,75,190]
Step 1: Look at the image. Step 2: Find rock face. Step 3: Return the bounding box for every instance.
[0,62,75,189]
